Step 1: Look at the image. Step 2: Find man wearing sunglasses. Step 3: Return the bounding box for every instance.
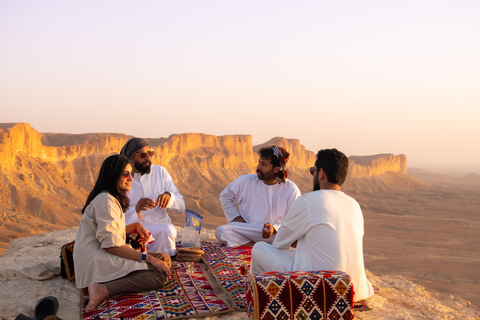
[215,146,301,247]
[250,148,374,302]
[120,137,185,256]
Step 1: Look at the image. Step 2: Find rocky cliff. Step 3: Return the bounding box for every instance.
[2,123,479,309]
[349,153,407,177]
[0,122,407,253]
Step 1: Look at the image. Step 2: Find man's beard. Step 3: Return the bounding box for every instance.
[256,169,276,181]
[313,179,320,191]
[134,160,151,175]
[256,169,264,179]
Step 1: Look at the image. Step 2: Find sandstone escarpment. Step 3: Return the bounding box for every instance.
[0,123,130,170]
[0,122,409,254]
[349,153,407,177]
[3,123,480,309]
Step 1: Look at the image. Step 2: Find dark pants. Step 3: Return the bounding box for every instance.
[103,252,171,296]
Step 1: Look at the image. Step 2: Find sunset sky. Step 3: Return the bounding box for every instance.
[1,1,479,173]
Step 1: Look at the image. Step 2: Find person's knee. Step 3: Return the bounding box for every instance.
[165,223,177,239]
[252,241,269,257]
[152,223,176,238]
[149,267,168,288]
[215,225,226,240]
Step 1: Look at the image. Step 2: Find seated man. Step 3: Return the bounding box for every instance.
[120,137,185,256]
[215,146,301,247]
[251,148,374,302]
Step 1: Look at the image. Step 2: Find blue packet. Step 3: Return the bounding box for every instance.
[181,210,203,247]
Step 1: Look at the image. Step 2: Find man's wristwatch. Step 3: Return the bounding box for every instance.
[141,252,148,263]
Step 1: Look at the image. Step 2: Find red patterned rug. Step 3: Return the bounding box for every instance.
[200,241,371,313]
[201,241,252,310]
[82,261,233,319]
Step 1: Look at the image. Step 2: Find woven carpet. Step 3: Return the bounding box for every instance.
[201,241,252,310]
[200,241,372,313]
[82,261,233,320]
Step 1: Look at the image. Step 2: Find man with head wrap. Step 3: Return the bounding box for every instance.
[215,146,301,247]
[250,149,374,302]
[120,138,185,256]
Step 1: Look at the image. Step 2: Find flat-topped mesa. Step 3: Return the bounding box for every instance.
[0,123,44,169]
[0,123,130,169]
[150,133,255,172]
[1,123,408,180]
[348,153,407,178]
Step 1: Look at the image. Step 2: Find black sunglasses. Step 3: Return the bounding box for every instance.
[135,149,155,158]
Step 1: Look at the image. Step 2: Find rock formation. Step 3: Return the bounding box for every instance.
[2,122,479,309]
[0,122,407,253]
[349,153,407,177]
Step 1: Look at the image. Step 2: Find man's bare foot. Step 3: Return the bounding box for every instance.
[83,283,109,314]
[241,241,255,246]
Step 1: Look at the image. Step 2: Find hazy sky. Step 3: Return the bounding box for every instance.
[1,1,479,173]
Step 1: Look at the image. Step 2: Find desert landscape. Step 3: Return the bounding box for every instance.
[0,122,479,319]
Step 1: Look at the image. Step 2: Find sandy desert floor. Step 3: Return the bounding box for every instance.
[344,170,480,308]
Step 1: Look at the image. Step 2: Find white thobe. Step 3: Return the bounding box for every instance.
[251,190,374,301]
[215,174,301,247]
[125,165,185,256]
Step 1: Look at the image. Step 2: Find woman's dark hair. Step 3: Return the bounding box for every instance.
[81,154,131,214]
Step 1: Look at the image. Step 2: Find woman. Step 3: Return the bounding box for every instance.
[73,155,172,314]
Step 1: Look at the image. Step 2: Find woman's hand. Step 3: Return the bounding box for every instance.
[126,223,149,245]
[105,246,172,281]
[148,256,172,281]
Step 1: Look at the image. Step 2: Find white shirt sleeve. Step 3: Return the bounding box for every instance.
[272,181,301,231]
[273,196,309,250]
[219,179,242,222]
[161,168,185,214]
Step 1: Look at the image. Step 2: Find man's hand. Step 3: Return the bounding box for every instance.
[232,216,247,223]
[148,256,172,281]
[135,198,156,213]
[262,222,276,239]
[156,193,171,209]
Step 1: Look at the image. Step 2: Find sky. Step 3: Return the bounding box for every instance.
[1,0,479,174]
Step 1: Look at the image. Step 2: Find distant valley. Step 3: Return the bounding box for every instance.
[0,122,479,307]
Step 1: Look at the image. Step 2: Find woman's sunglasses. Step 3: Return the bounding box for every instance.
[135,149,155,158]
[122,171,135,178]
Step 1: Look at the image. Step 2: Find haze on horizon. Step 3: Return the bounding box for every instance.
[1,1,479,174]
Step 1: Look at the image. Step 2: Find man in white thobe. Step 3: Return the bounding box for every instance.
[251,148,374,302]
[215,146,301,247]
[121,138,185,256]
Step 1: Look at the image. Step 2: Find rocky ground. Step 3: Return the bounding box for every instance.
[0,227,478,320]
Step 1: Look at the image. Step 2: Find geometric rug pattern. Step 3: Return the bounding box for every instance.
[200,241,370,315]
[245,270,355,320]
[201,241,252,310]
[82,261,233,320]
